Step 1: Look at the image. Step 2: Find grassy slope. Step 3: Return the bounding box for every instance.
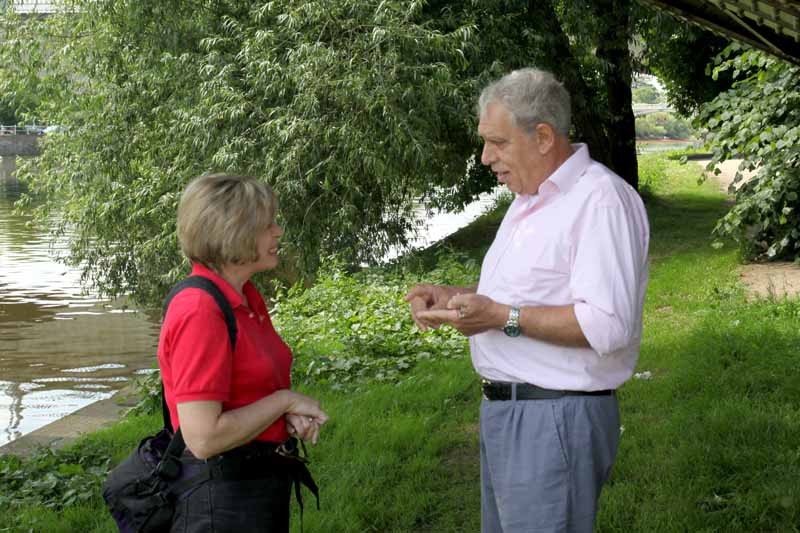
[3,155,800,532]
[599,160,800,532]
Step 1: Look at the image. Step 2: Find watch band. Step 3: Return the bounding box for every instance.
[503,306,521,337]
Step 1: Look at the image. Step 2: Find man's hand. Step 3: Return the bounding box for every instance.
[405,283,461,331]
[416,293,507,337]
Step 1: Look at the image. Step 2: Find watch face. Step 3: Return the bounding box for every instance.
[503,324,521,337]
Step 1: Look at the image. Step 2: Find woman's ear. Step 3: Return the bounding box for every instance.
[535,123,556,155]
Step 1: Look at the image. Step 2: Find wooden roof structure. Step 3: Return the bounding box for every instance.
[641,0,800,65]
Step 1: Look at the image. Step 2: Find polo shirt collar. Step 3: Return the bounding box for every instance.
[190,263,246,309]
[540,143,591,195]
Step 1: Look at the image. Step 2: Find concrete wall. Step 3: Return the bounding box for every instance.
[0,134,40,157]
[0,156,17,183]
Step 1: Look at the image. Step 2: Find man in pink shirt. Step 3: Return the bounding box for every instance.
[407,68,649,532]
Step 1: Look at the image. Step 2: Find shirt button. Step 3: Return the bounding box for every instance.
[249,312,255,318]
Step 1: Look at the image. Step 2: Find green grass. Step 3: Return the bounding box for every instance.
[598,159,800,532]
[2,154,800,532]
[0,360,483,533]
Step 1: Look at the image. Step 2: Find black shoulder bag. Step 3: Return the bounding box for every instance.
[102,276,237,533]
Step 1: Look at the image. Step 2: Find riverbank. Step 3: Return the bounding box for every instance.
[0,386,139,456]
[2,153,799,532]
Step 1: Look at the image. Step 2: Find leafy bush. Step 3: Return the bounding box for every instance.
[128,251,478,405]
[637,152,669,198]
[273,254,477,389]
[635,111,694,140]
[697,46,800,260]
[0,443,109,511]
[127,369,163,416]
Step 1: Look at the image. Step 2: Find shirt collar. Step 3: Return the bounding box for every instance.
[190,263,246,309]
[540,143,591,196]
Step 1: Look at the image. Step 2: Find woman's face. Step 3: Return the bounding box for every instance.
[254,221,284,271]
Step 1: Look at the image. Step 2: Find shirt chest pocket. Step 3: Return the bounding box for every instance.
[495,225,572,302]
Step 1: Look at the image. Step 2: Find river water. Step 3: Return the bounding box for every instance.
[0,158,503,448]
[0,168,160,448]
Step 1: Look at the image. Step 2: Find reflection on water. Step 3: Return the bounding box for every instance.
[382,187,507,262]
[0,175,161,448]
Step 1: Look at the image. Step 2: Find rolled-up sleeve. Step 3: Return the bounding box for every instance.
[571,202,647,356]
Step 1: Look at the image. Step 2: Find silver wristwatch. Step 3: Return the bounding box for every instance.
[503,306,521,337]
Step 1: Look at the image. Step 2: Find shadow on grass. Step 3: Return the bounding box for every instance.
[602,303,800,532]
[648,192,732,262]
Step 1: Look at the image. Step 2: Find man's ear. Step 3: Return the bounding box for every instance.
[535,123,556,154]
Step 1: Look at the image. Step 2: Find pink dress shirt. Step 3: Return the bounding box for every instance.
[470,144,649,391]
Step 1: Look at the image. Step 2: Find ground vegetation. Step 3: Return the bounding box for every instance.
[2,153,799,532]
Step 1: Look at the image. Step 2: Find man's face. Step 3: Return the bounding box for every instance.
[478,102,546,195]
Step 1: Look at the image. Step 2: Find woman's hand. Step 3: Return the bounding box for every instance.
[283,390,328,444]
[286,413,321,444]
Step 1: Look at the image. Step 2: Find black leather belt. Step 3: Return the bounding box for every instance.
[182,438,320,513]
[481,379,614,401]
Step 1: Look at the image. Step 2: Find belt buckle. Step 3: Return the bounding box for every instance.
[481,379,492,400]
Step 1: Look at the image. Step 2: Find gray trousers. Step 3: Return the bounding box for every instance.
[480,390,620,533]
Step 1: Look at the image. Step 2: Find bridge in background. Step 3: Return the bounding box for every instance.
[0,126,40,182]
[5,0,62,14]
[0,127,41,157]
[632,104,675,117]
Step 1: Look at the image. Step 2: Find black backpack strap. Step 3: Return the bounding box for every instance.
[162,276,238,350]
[160,275,239,436]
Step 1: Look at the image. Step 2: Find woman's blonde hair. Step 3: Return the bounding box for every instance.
[177,173,277,271]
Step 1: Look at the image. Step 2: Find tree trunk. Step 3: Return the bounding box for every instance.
[595,0,639,190]
[526,0,613,171]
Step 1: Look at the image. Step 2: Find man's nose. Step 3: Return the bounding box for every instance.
[481,144,494,166]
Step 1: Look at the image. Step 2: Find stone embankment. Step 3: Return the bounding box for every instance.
[0,387,139,456]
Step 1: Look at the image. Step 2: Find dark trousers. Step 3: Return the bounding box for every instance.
[171,448,293,533]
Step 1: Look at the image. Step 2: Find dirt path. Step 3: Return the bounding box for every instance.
[696,158,755,193]
[696,158,800,299]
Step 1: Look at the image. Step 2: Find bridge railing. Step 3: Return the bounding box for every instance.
[8,1,62,14]
[0,125,46,136]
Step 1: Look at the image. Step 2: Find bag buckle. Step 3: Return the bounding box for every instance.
[154,456,182,480]
[276,438,310,464]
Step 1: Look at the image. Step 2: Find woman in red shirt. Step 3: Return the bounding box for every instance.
[158,173,328,532]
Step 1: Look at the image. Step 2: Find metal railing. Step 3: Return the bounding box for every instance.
[6,1,61,14]
[0,125,46,135]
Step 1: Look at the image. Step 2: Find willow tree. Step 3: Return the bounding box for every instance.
[2,0,485,304]
[2,0,648,306]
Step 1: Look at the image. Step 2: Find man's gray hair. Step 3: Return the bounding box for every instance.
[478,68,571,137]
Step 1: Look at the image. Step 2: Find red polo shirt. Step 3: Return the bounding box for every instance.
[157,263,292,443]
